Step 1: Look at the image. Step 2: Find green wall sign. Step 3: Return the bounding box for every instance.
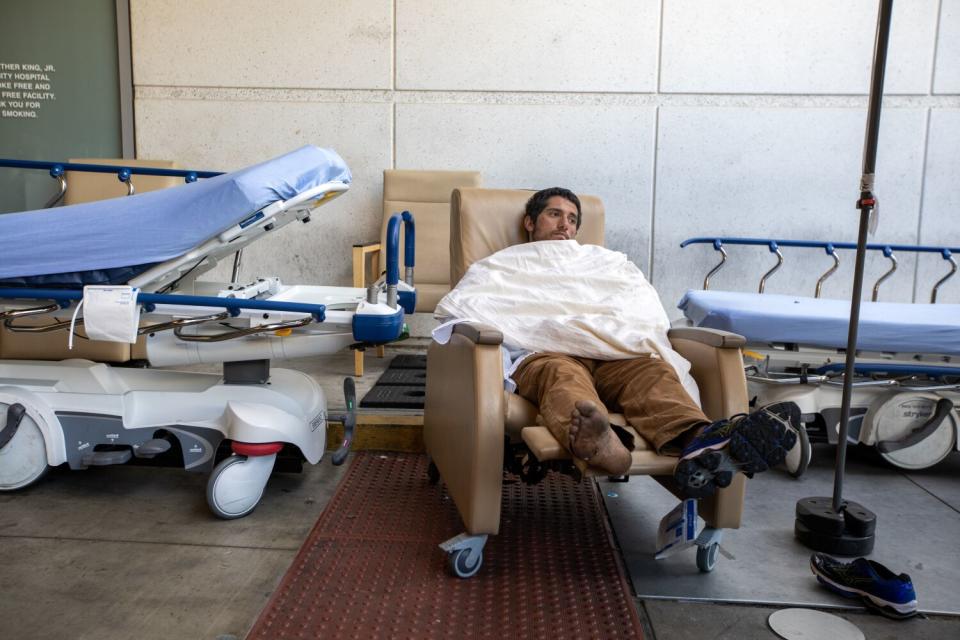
[0,0,124,213]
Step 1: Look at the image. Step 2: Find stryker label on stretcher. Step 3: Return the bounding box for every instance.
[81,286,140,343]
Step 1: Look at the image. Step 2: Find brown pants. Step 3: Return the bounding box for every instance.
[513,353,709,454]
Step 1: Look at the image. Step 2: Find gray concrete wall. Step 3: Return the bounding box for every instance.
[130,0,960,314]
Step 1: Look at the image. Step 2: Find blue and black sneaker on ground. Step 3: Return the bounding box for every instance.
[674,401,799,499]
[810,552,918,619]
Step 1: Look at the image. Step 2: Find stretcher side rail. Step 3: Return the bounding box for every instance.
[0,158,222,180]
[681,236,959,302]
[2,311,231,334]
[0,287,329,343]
[0,158,222,206]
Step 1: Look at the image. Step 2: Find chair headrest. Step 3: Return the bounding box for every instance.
[449,187,605,286]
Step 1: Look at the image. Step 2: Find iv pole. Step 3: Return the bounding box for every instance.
[795,0,893,555]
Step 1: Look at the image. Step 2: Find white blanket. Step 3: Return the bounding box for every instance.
[435,240,700,405]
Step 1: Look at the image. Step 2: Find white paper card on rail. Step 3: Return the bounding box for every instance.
[82,285,140,343]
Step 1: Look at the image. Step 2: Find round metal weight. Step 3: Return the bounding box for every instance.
[768,608,864,640]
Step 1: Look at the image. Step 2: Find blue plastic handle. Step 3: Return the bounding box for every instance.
[402,211,416,268]
[385,214,400,286]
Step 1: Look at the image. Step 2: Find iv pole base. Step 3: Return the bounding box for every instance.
[795,497,876,556]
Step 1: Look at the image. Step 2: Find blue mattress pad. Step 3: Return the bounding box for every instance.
[0,145,350,283]
[678,290,960,356]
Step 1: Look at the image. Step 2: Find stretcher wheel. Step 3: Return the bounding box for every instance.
[206,453,276,519]
[0,402,48,491]
[868,393,957,471]
[696,543,719,573]
[448,547,483,579]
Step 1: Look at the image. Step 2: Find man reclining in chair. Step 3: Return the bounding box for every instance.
[436,187,798,498]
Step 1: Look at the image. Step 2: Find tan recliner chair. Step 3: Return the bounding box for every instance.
[351,169,481,375]
[0,159,181,363]
[423,187,749,578]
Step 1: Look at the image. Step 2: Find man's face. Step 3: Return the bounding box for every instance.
[524,195,579,242]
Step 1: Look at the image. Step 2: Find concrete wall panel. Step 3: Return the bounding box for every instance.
[131,0,392,89]
[934,0,960,94]
[135,97,392,286]
[661,0,939,95]
[654,107,927,317]
[395,102,656,269]
[396,0,659,91]
[917,109,960,304]
[126,2,958,306]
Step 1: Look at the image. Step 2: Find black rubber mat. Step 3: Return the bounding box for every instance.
[388,354,427,369]
[376,368,427,385]
[359,385,426,408]
[247,453,644,640]
[360,354,428,409]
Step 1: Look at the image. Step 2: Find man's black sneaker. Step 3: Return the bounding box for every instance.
[674,402,800,498]
[811,552,918,619]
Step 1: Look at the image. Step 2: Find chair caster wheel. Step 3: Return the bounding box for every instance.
[696,543,720,573]
[448,547,483,579]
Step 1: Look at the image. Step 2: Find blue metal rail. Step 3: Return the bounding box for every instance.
[0,158,224,208]
[0,287,326,321]
[681,236,958,302]
[0,158,222,182]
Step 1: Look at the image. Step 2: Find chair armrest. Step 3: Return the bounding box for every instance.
[452,321,503,345]
[424,323,506,535]
[669,329,749,423]
[667,326,745,349]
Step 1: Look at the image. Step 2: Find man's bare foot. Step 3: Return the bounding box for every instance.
[569,400,632,476]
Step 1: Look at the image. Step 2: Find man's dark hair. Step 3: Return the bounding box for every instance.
[524,187,582,229]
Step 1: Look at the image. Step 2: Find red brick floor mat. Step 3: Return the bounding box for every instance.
[247,453,643,639]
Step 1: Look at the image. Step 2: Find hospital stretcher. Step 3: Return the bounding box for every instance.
[0,146,416,518]
[678,236,960,473]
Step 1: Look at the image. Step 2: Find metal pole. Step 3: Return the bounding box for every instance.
[833,0,894,512]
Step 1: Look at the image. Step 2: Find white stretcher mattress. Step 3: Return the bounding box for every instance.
[678,290,960,356]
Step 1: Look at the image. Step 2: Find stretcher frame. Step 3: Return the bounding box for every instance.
[0,155,417,518]
[680,236,960,473]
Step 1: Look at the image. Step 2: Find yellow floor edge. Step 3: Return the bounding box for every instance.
[326,412,424,453]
